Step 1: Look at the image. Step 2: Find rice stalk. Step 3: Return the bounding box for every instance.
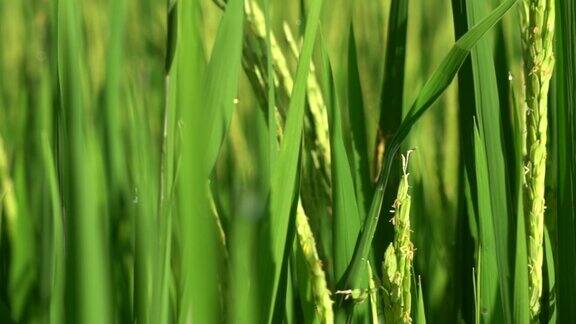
[367,261,380,324]
[520,0,555,319]
[382,150,415,324]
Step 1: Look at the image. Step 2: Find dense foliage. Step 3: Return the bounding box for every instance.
[0,0,574,323]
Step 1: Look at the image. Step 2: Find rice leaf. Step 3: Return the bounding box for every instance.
[266,0,324,321]
[553,1,576,321]
[324,33,370,322]
[39,133,64,324]
[512,62,529,324]
[229,210,261,324]
[329,44,364,286]
[175,0,245,321]
[543,227,556,323]
[473,119,503,324]
[375,0,408,179]
[453,0,514,321]
[415,277,427,324]
[347,25,372,221]
[57,0,112,321]
[513,181,529,324]
[203,0,245,172]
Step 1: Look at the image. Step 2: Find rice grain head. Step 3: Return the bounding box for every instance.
[520,0,555,320]
[382,150,415,324]
[296,201,334,324]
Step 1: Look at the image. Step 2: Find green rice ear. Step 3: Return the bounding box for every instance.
[295,202,334,324]
[382,150,414,324]
[383,244,398,288]
[520,0,555,319]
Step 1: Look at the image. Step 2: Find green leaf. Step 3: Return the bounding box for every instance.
[377,0,409,152]
[175,0,244,322]
[266,0,324,321]
[452,0,514,321]
[40,132,64,324]
[230,215,261,324]
[204,0,246,172]
[512,60,529,324]
[553,1,576,321]
[415,277,427,324]
[473,119,503,324]
[57,0,112,322]
[103,0,128,191]
[513,175,529,324]
[543,228,556,323]
[326,33,370,322]
[329,39,364,286]
[347,25,372,221]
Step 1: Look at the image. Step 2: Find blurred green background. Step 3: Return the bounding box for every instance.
[0,0,573,323]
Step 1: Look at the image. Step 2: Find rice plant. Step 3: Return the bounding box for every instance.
[0,0,575,323]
